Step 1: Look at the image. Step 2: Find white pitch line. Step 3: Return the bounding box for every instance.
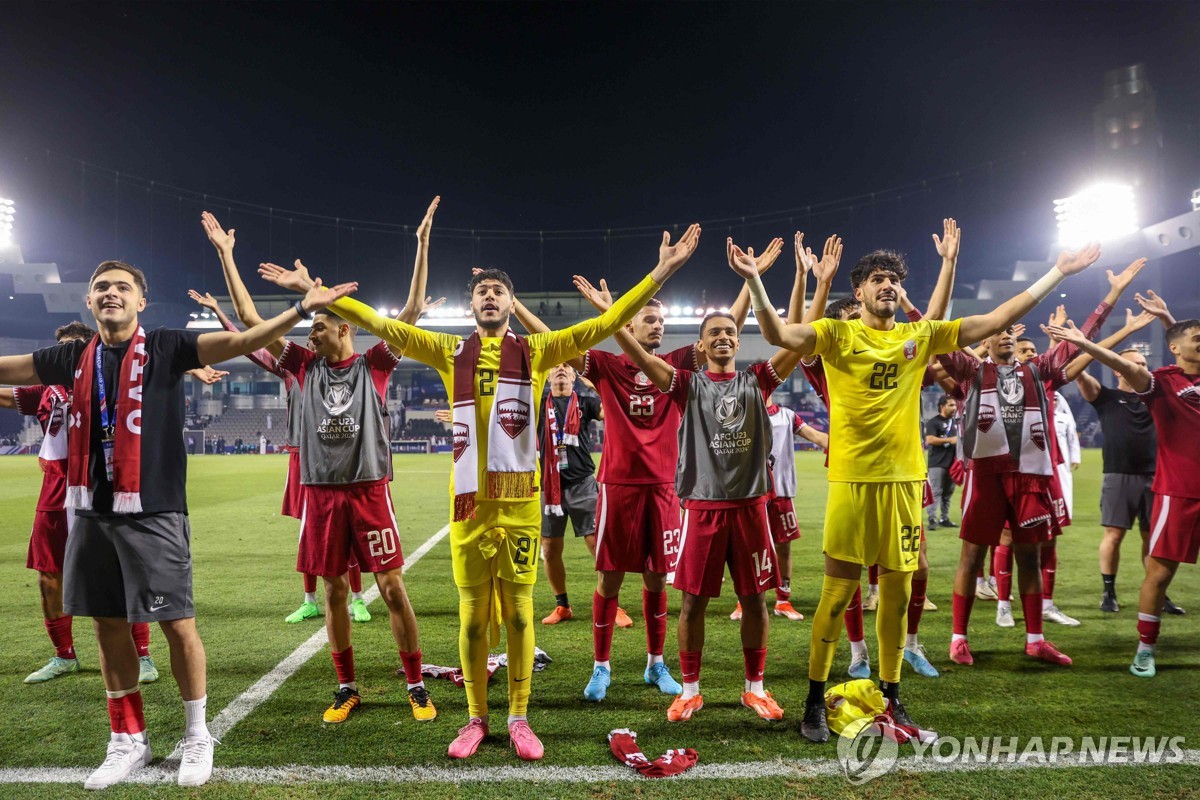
[164,523,451,760]
[4,748,1199,785]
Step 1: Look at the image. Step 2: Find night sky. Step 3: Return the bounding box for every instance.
[1,1,1197,335]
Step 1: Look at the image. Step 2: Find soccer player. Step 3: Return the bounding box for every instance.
[732,232,1100,742]
[512,238,784,703]
[1045,302,1200,678]
[536,363,603,624]
[0,259,355,789]
[613,242,807,723]
[262,216,701,760]
[1075,300,1182,614]
[924,395,959,530]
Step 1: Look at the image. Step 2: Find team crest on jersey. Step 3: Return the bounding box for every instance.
[977,404,996,433]
[716,395,746,430]
[322,383,354,416]
[1178,385,1200,406]
[497,399,530,439]
[634,371,652,389]
[904,340,917,360]
[453,422,470,462]
[1030,420,1046,451]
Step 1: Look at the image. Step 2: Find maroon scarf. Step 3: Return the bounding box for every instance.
[542,391,581,515]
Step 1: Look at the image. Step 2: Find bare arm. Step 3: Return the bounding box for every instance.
[1063,308,1156,381]
[798,424,829,450]
[956,244,1101,347]
[1135,289,1176,329]
[1075,370,1102,403]
[613,328,674,392]
[728,238,819,355]
[397,197,446,325]
[926,218,960,320]
[1044,321,1152,393]
[801,234,842,325]
[0,388,14,410]
[788,232,813,324]
[0,355,39,386]
[728,238,784,331]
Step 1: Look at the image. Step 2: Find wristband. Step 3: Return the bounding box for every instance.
[293,299,312,320]
[747,273,773,314]
[1026,267,1066,303]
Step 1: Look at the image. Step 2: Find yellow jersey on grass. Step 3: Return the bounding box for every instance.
[809,317,961,483]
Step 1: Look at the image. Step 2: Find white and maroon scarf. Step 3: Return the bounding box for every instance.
[542,391,581,516]
[36,385,71,475]
[960,358,1053,477]
[66,328,148,513]
[451,330,536,521]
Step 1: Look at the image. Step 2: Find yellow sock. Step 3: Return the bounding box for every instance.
[457,581,492,719]
[500,579,536,717]
[808,575,860,682]
[876,569,913,684]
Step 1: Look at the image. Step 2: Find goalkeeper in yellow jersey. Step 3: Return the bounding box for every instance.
[262,204,700,761]
[725,232,1100,742]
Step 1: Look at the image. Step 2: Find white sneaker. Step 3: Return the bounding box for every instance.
[83,733,152,790]
[177,734,216,787]
[996,605,1015,628]
[1043,604,1081,627]
[976,581,999,601]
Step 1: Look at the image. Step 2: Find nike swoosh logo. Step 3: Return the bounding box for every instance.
[380,556,397,565]
[594,623,611,629]
[852,348,869,355]
[821,637,838,643]
[654,613,668,619]
[515,677,529,683]
[997,571,1011,577]
[149,604,170,612]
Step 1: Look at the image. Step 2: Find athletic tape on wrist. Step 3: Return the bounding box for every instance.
[748,273,773,314]
[1027,267,1066,303]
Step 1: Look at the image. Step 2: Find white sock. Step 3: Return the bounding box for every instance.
[1042,598,1054,612]
[183,696,209,738]
[647,653,664,668]
[113,730,148,744]
[997,600,1012,613]
[744,679,765,696]
[594,660,611,671]
[869,583,878,594]
[304,592,317,605]
[1136,641,1156,655]
[976,577,987,590]
[507,714,526,726]
[407,681,425,692]
[905,633,919,650]
[339,681,357,691]
[352,592,364,602]
[1027,632,1045,644]
[849,639,868,660]
[681,681,700,700]
[951,633,967,643]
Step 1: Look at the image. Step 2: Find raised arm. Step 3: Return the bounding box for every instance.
[613,326,675,392]
[728,238,784,331]
[802,234,843,324]
[1063,308,1156,382]
[788,233,814,324]
[926,218,960,320]
[196,279,358,366]
[1075,370,1102,403]
[728,238,819,355]
[512,298,552,335]
[397,197,446,325]
[956,244,1101,347]
[1135,289,1176,329]
[1044,320,1151,393]
[201,212,266,328]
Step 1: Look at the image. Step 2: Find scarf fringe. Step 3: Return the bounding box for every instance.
[487,471,535,500]
[113,492,143,515]
[454,493,477,522]
[65,485,92,511]
[544,503,564,517]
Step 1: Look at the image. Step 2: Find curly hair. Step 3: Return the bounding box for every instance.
[468,268,514,297]
[55,321,96,341]
[849,250,908,290]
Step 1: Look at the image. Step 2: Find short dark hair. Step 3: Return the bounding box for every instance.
[643,297,664,310]
[699,311,736,337]
[55,321,95,341]
[468,268,514,297]
[1016,337,1035,345]
[849,250,908,290]
[937,394,956,410]
[1166,319,1200,343]
[314,308,357,333]
[824,297,861,320]
[90,260,148,296]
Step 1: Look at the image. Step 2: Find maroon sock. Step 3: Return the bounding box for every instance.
[593,592,619,662]
[775,586,791,603]
[908,579,927,635]
[951,592,974,636]
[1021,592,1043,636]
[45,616,75,660]
[131,622,151,658]
[994,545,1013,601]
[1040,546,1057,600]
[679,650,702,685]
[1137,613,1160,646]
[399,649,423,685]
[742,647,767,683]
[107,691,145,735]
[643,589,667,657]
[303,573,318,594]
[868,565,879,585]
[331,646,356,685]
[844,585,865,642]
[348,563,364,594]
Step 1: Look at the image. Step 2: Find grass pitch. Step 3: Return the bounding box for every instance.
[0,451,1197,798]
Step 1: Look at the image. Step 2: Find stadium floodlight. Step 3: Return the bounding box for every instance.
[1054,183,1137,248]
[389,307,400,316]
[376,306,389,315]
[670,305,681,316]
[0,197,14,247]
[683,306,693,315]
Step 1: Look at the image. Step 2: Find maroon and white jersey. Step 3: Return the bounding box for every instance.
[767,404,805,499]
[1138,365,1200,499]
[582,344,697,485]
[800,357,829,409]
[13,385,70,512]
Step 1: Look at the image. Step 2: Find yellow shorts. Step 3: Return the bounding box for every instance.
[823,481,924,572]
[450,499,541,588]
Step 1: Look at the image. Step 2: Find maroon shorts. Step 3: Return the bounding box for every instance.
[1148,494,1200,565]
[960,471,1053,547]
[281,450,304,519]
[27,509,71,573]
[923,480,934,509]
[298,482,403,577]
[768,496,801,544]
[672,502,778,598]
[594,482,682,575]
[1049,472,1071,532]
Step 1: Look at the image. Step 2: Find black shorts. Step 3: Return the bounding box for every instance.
[64,512,195,623]
[541,475,599,539]
[1100,473,1154,532]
